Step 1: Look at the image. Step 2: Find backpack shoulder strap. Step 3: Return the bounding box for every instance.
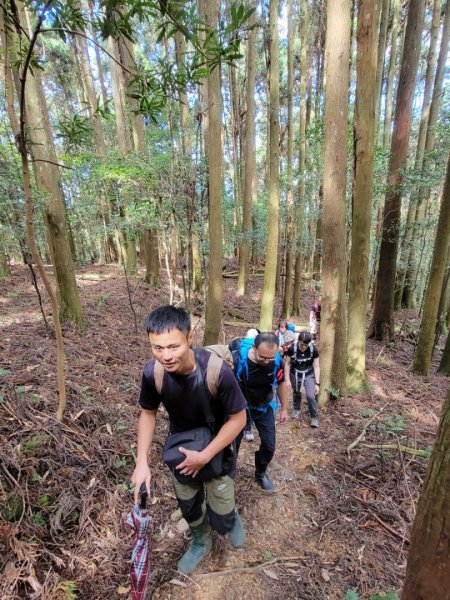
[206,352,223,398]
[272,352,282,387]
[154,360,164,394]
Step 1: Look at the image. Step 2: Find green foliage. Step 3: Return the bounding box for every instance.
[3,495,23,522]
[32,510,45,525]
[56,114,93,149]
[326,386,341,400]
[358,408,376,418]
[23,434,49,452]
[371,592,399,600]
[56,581,78,600]
[38,495,52,507]
[377,414,405,434]
[343,590,400,600]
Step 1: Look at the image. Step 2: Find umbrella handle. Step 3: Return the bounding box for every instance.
[139,483,148,510]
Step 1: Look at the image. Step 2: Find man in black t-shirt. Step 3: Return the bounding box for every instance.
[235,333,288,493]
[286,330,321,427]
[132,306,247,575]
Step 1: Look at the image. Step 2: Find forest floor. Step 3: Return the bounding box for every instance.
[1,264,449,600]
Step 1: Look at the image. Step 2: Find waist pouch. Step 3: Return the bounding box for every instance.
[162,426,225,484]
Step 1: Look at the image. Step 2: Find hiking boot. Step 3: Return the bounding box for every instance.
[292,409,300,420]
[310,417,319,428]
[228,511,245,548]
[177,518,213,574]
[244,430,255,442]
[255,471,275,493]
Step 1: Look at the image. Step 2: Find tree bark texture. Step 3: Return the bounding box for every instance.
[395,0,441,309]
[292,0,308,316]
[382,0,400,153]
[237,7,257,296]
[318,0,351,403]
[13,3,85,328]
[282,0,295,317]
[401,388,450,600]
[370,0,425,340]
[346,0,381,391]
[403,2,450,308]
[413,153,450,375]
[259,0,280,331]
[203,0,224,345]
[375,0,390,125]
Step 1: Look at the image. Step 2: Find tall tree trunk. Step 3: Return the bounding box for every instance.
[73,12,117,264]
[401,388,450,600]
[237,7,257,296]
[395,0,441,309]
[0,240,10,278]
[203,0,224,345]
[87,0,108,107]
[382,0,400,152]
[413,155,450,375]
[282,0,295,317]
[292,0,308,317]
[9,3,85,328]
[369,0,425,341]
[375,0,390,126]
[229,63,242,257]
[318,0,351,403]
[175,30,199,291]
[143,228,160,285]
[312,185,323,280]
[1,2,68,419]
[259,0,280,331]
[403,2,450,308]
[346,0,381,392]
[107,33,139,275]
[438,330,450,375]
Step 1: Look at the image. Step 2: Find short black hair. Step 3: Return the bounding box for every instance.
[145,305,191,334]
[298,330,312,344]
[254,332,278,348]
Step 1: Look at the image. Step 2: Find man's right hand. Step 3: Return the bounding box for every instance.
[131,463,151,504]
[285,378,292,389]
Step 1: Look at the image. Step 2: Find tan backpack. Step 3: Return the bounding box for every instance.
[153,346,233,398]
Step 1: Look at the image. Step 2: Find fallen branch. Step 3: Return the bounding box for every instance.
[194,555,306,579]
[369,512,410,544]
[346,405,386,456]
[360,443,430,457]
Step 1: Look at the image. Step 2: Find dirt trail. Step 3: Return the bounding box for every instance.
[0,266,447,600]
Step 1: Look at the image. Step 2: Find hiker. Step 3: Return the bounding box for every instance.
[234,332,288,493]
[274,319,296,355]
[132,305,247,575]
[285,330,320,427]
[309,296,321,339]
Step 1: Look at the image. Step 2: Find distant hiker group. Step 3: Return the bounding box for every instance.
[131,302,321,575]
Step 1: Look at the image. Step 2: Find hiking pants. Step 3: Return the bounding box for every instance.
[236,405,276,474]
[290,370,318,418]
[170,473,237,534]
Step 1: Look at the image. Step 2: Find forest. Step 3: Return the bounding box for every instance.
[0,0,449,598]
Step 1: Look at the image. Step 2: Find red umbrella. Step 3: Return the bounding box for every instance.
[125,485,152,600]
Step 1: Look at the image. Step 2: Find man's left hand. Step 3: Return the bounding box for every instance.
[176,448,208,477]
[315,384,320,395]
[279,408,288,424]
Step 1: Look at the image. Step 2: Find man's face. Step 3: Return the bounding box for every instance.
[298,340,309,352]
[149,328,193,374]
[254,342,277,365]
